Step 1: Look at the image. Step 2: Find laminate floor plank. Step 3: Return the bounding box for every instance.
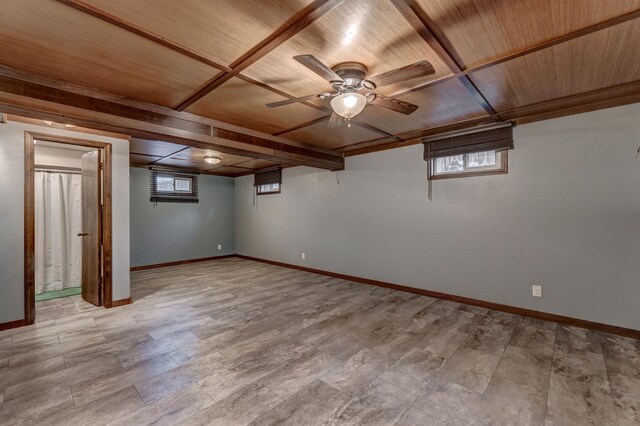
[0,258,637,425]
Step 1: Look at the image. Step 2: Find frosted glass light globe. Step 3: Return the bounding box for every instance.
[330,92,367,119]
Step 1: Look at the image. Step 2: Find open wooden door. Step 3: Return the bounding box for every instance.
[80,150,102,306]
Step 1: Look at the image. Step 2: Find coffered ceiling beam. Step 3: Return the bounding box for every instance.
[498,79,640,124]
[0,73,344,171]
[56,0,411,145]
[54,0,396,140]
[0,64,339,155]
[237,3,640,146]
[272,115,331,136]
[175,0,346,111]
[352,120,404,141]
[54,0,230,72]
[392,9,640,98]
[340,116,496,155]
[236,74,327,113]
[390,0,499,119]
[341,78,640,156]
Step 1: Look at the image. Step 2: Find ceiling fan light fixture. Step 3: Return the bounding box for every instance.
[203,155,222,165]
[330,92,367,119]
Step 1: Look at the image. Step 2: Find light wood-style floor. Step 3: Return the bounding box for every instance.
[1,258,639,425]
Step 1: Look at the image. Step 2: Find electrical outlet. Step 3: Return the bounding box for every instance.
[301,252,306,260]
[532,285,542,297]
[217,244,222,251]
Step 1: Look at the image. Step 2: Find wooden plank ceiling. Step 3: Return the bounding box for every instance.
[0,0,638,175]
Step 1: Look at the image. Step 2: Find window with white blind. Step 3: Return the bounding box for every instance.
[430,150,507,179]
[424,124,513,180]
[256,183,281,195]
[254,168,282,196]
[150,170,199,203]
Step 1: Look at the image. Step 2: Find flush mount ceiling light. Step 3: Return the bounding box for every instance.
[266,55,435,128]
[203,155,222,165]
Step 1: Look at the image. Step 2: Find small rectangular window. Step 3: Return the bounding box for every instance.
[150,170,198,203]
[254,168,282,195]
[430,150,507,180]
[156,175,174,192]
[173,177,192,192]
[257,182,280,195]
[423,124,513,181]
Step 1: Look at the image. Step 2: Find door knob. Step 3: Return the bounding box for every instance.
[77,233,89,237]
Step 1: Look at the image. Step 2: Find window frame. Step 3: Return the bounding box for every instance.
[150,170,199,203]
[256,182,281,195]
[156,173,194,195]
[429,149,508,180]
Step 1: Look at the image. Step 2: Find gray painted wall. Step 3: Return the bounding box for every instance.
[0,123,26,323]
[0,122,130,323]
[236,104,640,330]
[130,168,235,267]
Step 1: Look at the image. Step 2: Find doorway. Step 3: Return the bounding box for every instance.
[24,132,113,324]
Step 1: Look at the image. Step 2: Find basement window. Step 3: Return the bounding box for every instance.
[429,150,508,179]
[150,170,199,203]
[424,124,514,180]
[254,168,282,196]
[256,183,281,195]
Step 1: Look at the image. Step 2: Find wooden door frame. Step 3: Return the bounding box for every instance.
[24,131,113,325]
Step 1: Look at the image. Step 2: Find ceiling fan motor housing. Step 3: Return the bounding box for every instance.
[331,62,375,91]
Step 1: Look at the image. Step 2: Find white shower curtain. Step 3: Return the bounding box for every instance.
[35,171,83,294]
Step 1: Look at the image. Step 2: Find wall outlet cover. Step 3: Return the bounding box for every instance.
[532,285,543,297]
[301,252,306,260]
[217,244,222,250]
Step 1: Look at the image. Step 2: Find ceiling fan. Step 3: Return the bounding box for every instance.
[265,54,435,127]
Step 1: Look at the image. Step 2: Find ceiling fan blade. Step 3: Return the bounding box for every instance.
[293,55,343,84]
[370,94,419,115]
[367,61,435,88]
[265,93,323,108]
[328,112,343,128]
